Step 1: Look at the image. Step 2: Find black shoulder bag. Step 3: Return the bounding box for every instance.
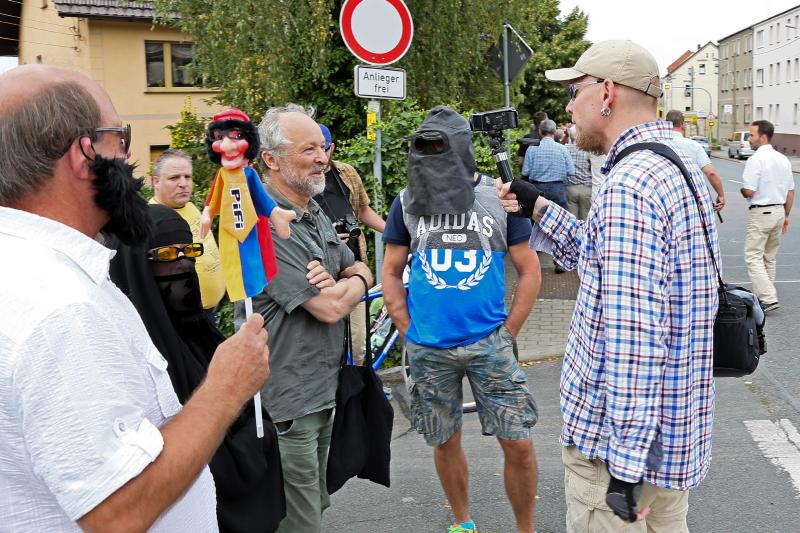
[612,142,766,377]
[326,281,394,494]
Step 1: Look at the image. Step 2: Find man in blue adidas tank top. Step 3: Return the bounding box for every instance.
[382,106,542,533]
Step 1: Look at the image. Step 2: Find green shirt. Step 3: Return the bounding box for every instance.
[236,181,354,423]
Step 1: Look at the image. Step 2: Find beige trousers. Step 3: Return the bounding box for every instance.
[744,206,784,304]
[562,446,689,533]
[567,184,593,221]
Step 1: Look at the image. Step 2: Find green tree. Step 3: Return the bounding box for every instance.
[153,0,589,138]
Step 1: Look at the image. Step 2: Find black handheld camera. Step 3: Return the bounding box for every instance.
[334,214,362,261]
[469,107,519,133]
[469,107,519,183]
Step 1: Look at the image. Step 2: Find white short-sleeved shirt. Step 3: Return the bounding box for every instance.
[742,144,795,206]
[0,207,218,532]
[669,131,712,169]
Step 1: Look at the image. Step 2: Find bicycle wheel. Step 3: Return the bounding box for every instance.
[401,345,477,414]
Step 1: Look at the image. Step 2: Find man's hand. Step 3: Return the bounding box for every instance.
[307,260,335,289]
[199,206,212,239]
[496,179,542,219]
[206,314,270,409]
[783,216,790,235]
[714,194,725,211]
[606,474,650,523]
[340,261,374,288]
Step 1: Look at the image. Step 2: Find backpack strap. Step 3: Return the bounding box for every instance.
[611,142,724,289]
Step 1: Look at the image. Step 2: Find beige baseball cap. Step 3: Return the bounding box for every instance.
[545,40,662,98]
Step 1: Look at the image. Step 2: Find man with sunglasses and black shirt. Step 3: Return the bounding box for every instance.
[0,65,270,532]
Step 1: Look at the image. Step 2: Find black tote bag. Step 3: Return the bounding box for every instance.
[326,301,393,494]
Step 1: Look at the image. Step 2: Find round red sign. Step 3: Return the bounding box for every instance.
[340,0,413,66]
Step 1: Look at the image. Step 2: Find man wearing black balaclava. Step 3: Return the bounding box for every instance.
[381,106,543,533]
[0,65,270,531]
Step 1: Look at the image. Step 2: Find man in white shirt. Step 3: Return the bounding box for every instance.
[666,110,725,212]
[740,119,796,312]
[150,149,226,311]
[0,64,270,532]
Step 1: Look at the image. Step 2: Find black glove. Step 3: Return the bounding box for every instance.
[508,180,541,219]
[605,474,642,523]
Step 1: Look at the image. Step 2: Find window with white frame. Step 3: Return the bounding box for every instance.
[757,68,764,85]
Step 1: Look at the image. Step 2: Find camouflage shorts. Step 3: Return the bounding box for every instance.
[406,326,538,446]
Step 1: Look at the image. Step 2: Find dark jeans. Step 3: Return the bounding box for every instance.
[531,180,568,210]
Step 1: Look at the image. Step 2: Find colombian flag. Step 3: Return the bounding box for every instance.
[206,166,279,302]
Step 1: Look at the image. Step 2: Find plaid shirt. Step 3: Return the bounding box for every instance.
[565,143,592,186]
[531,121,719,490]
[521,137,574,183]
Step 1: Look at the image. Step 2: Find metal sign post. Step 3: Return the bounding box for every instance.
[368,99,383,283]
[340,0,413,283]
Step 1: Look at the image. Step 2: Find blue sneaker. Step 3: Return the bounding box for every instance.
[448,520,476,532]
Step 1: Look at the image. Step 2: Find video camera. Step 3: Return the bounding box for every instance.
[469,107,518,134]
[469,106,519,183]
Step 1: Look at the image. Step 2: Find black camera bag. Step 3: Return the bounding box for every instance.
[613,142,766,377]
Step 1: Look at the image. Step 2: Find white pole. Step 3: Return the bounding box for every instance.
[245,297,265,438]
[372,99,383,284]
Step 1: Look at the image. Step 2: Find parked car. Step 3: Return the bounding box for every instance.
[691,135,711,156]
[728,131,754,159]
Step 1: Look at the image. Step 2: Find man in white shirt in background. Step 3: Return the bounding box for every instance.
[0,64,269,532]
[666,109,725,212]
[741,119,795,313]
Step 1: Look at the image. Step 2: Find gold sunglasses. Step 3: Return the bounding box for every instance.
[146,243,204,262]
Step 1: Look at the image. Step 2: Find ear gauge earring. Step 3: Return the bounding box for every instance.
[600,107,612,117]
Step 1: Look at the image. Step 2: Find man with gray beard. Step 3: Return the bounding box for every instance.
[238,104,373,533]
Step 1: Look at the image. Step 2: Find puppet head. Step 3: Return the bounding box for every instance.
[205,108,260,170]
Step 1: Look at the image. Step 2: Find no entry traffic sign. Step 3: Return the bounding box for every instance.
[339,0,413,65]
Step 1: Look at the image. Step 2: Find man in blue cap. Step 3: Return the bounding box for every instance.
[313,123,385,359]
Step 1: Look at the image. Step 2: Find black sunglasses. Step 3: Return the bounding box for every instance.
[147,243,204,262]
[567,79,605,100]
[95,124,132,151]
[212,128,246,141]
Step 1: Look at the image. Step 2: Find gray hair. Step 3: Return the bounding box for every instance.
[257,103,316,158]
[665,109,684,128]
[0,81,100,206]
[152,148,192,177]
[539,119,557,135]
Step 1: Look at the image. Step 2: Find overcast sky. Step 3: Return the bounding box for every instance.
[558,0,800,72]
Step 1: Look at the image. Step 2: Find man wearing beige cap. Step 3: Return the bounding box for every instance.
[499,40,719,531]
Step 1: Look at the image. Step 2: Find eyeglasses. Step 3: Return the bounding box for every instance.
[567,79,605,100]
[212,128,245,141]
[95,124,132,152]
[146,243,204,262]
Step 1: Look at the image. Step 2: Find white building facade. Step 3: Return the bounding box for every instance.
[752,6,800,155]
[663,42,719,139]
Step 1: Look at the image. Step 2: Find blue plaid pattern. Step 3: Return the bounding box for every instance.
[531,121,719,490]
[565,143,592,186]
[521,137,574,183]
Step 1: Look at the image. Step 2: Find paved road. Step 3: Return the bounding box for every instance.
[322,157,800,532]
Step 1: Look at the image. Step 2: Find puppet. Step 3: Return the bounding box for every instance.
[199,108,295,302]
[199,108,295,439]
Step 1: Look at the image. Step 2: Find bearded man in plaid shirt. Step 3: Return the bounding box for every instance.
[499,40,719,532]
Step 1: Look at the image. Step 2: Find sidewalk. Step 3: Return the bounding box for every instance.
[505,253,577,361]
[712,146,800,173]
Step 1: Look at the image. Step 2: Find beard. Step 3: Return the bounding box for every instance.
[282,161,326,197]
[91,155,152,246]
[575,129,607,155]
